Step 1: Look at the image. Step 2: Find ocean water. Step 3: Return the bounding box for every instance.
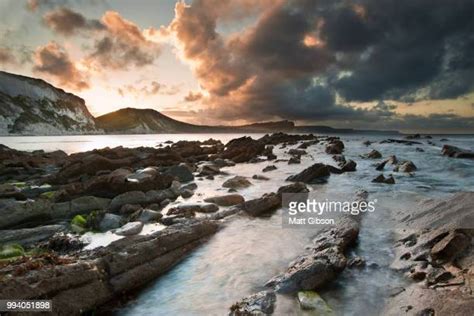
[2,133,474,315]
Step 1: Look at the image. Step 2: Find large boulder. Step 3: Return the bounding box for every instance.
[286,163,330,184]
[221,137,265,163]
[363,149,382,159]
[325,140,344,155]
[109,191,147,211]
[99,214,123,232]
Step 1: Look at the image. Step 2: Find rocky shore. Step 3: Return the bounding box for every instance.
[0,132,473,315]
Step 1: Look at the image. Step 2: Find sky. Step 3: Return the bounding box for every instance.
[0,0,473,133]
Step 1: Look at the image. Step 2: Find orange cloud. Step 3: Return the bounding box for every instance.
[184,91,203,102]
[33,41,89,91]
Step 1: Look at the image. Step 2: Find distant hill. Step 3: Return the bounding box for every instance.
[96,107,211,133]
[0,71,98,135]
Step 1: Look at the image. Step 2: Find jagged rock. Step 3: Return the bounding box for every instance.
[286,163,330,183]
[0,221,218,315]
[341,160,357,172]
[263,145,277,160]
[288,156,301,164]
[259,132,316,145]
[277,182,309,195]
[0,184,26,200]
[441,145,474,159]
[230,291,276,315]
[266,217,359,293]
[347,256,366,268]
[222,176,252,189]
[288,149,307,156]
[204,194,244,206]
[262,165,277,172]
[221,137,265,163]
[395,161,417,173]
[380,139,422,145]
[325,139,344,155]
[115,222,144,236]
[430,231,470,261]
[363,149,382,159]
[372,174,395,184]
[241,193,280,217]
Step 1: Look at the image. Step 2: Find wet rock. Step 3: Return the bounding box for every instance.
[380,139,422,145]
[372,174,395,184]
[288,156,301,164]
[0,184,26,200]
[262,165,277,172]
[341,160,357,172]
[115,222,144,236]
[204,194,245,206]
[42,233,84,253]
[252,174,270,181]
[395,161,417,173]
[363,149,382,159]
[181,182,198,191]
[325,139,345,155]
[230,291,276,316]
[441,145,474,159]
[386,155,398,165]
[363,140,372,146]
[286,163,330,184]
[170,203,219,214]
[164,164,194,182]
[212,158,236,168]
[136,209,163,223]
[267,217,359,293]
[0,221,219,315]
[197,163,221,176]
[297,291,334,313]
[126,167,159,182]
[110,191,147,211]
[327,165,344,174]
[288,149,307,156]
[259,132,317,145]
[180,189,194,199]
[99,214,123,232]
[222,176,252,189]
[347,256,366,268]
[119,204,142,215]
[375,160,387,171]
[277,182,309,195]
[263,145,277,160]
[416,147,425,152]
[241,193,280,217]
[166,207,196,218]
[221,137,265,163]
[0,225,65,247]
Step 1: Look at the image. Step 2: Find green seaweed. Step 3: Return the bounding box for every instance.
[0,244,25,259]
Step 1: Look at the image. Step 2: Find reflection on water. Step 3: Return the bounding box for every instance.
[2,133,473,315]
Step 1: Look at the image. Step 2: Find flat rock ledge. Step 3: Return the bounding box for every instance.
[0,220,218,315]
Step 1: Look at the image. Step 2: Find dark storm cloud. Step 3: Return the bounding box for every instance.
[43,7,104,36]
[170,0,474,127]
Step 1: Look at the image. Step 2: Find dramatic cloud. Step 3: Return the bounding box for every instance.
[184,91,202,102]
[87,11,161,70]
[33,41,89,90]
[169,0,474,126]
[43,7,104,36]
[0,47,16,65]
